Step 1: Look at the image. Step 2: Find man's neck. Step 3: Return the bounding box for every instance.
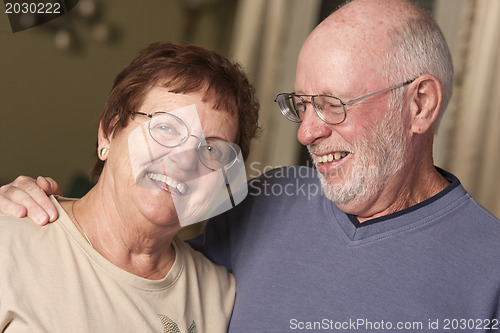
[344,164,450,223]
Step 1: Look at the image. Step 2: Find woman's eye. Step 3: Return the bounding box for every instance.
[203,145,222,158]
[153,123,178,135]
[158,125,173,132]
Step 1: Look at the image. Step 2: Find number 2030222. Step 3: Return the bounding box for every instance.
[5,2,62,14]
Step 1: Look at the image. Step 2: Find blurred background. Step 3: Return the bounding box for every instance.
[1,0,499,218]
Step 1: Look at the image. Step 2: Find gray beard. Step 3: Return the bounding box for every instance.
[311,105,407,206]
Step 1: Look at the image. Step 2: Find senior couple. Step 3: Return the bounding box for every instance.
[1,0,499,332]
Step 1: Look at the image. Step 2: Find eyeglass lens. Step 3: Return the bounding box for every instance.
[148,113,237,171]
[198,139,238,171]
[149,112,189,147]
[278,95,345,124]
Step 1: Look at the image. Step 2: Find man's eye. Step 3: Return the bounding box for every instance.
[325,103,341,109]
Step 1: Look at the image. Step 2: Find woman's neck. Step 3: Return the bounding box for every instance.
[59,186,179,280]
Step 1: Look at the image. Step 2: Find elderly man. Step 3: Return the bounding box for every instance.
[1,0,499,332]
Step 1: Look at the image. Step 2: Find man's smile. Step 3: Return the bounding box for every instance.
[316,151,350,164]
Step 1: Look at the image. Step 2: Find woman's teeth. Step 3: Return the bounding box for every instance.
[147,172,187,194]
[318,152,349,163]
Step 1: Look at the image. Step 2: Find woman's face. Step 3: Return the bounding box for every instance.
[100,87,239,227]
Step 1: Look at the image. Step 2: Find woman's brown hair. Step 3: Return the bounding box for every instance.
[90,41,260,181]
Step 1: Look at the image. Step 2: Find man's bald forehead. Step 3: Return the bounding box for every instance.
[319,0,426,33]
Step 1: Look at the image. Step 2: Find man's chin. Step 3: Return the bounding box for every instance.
[318,175,368,207]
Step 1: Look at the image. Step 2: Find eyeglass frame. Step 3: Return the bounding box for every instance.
[274,79,415,125]
[130,111,239,171]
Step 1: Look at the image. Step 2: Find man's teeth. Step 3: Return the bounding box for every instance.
[147,173,187,194]
[318,152,348,163]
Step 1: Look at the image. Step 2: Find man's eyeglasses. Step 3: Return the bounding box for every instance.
[131,111,239,171]
[274,79,415,125]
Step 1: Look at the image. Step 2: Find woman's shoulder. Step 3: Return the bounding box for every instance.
[0,214,45,235]
[0,214,62,259]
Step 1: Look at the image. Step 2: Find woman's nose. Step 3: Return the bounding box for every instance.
[168,136,200,171]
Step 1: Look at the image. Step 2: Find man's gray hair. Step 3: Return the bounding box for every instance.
[385,15,454,130]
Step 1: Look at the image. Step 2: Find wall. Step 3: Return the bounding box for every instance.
[0,0,235,195]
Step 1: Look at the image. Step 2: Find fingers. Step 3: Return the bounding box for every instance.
[36,176,62,196]
[0,176,59,225]
[0,191,28,218]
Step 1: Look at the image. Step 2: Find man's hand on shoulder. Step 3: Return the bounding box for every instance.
[0,176,61,225]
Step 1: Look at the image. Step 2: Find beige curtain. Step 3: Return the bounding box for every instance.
[434,0,500,218]
[229,0,321,178]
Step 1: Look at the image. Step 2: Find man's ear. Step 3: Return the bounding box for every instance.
[408,75,443,134]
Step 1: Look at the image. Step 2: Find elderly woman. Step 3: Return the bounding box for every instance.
[0,41,259,332]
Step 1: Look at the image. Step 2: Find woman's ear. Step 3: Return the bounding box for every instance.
[408,75,443,134]
[97,122,111,161]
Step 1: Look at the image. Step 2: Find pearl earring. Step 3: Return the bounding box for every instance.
[99,147,108,158]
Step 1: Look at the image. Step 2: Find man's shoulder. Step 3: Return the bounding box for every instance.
[430,168,500,229]
[461,195,500,229]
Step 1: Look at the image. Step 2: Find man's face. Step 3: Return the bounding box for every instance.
[294,28,410,213]
[308,100,407,208]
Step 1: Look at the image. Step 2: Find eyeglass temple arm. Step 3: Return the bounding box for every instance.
[221,168,236,207]
[344,79,415,106]
[130,111,152,118]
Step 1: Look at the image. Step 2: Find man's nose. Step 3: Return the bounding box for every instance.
[297,103,332,146]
